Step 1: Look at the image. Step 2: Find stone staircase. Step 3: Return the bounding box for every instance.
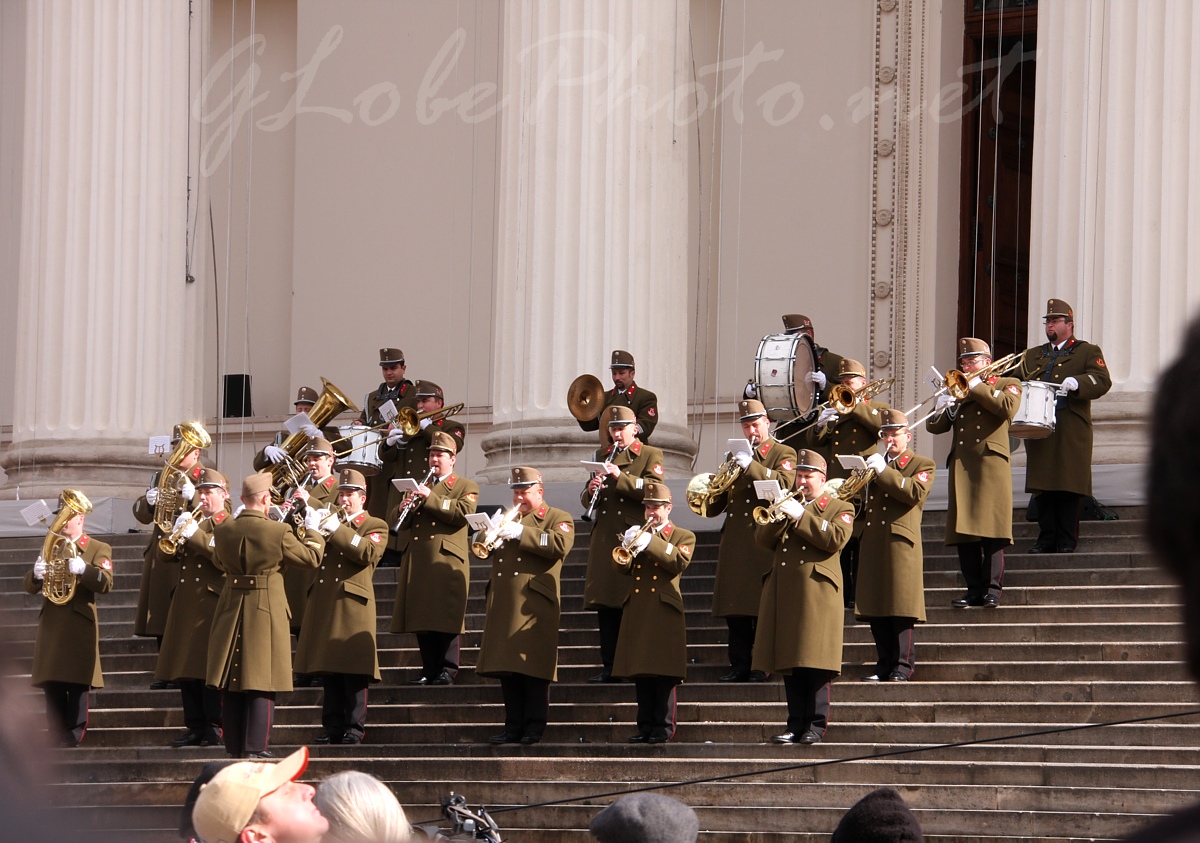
[2,509,1198,842]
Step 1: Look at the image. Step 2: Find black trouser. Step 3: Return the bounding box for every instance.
[221,690,274,756]
[1035,490,1082,551]
[782,668,835,737]
[499,674,551,739]
[633,676,679,739]
[178,678,222,736]
[42,681,89,746]
[596,607,623,673]
[726,616,758,674]
[415,632,460,680]
[956,539,1007,599]
[840,537,860,606]
[867,617,917,679]
[321,673,371,741]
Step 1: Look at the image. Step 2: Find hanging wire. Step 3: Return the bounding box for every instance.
[240,0,257,458]
[1011,1,1028,353]
[969,2,988,337]
[218,0,237,463]
[987,0,1005,345]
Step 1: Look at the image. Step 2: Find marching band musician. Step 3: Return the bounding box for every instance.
[23,493,114,747]
[206,474,326,758]
[1016,298,1112,554]
[705,399,796,682]
[576,350,660,443]
[752,450,854,745]
[156,468,231,747]
[294,469,388,746]
[781,313,844,403]
[581,405,666,684]
[361,348,418,521]
[379,380,467,568]
[389,430,479,686]
[252,386,329,471]
[926,338,1022,609]
[281,437,340,652]
[612,482,695,744]
[476,467,575,745]
[855,410,935,682]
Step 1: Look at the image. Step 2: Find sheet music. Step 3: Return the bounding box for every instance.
[836,454,868,471]
[284,412,315,435]
[148,435,172,456]
[581,461,610,473]
[20,500,51,527]
[391,478,421,493]
[465,513,494,532]
[753,480,784,502]
[379,400,398,422]
[727,438,753,456]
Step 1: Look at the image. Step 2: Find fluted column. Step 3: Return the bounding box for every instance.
[480,0,695,482]
[1,0,198,499]
[1029,1,1200,467]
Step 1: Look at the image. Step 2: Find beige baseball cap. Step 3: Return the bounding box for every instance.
[192,747,309,843]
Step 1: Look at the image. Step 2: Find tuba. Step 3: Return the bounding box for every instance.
[41,489,93,605]
[153,421,212,533]
[470,505,523,559]
[267,378,360,503]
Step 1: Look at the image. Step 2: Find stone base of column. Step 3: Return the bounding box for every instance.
[479,419,698,485]
[0,439,163,501]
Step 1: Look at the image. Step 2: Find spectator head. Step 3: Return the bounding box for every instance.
[191,747,327,843]
[588,793,698,843]
[830,788,923,843]
[315,771,412,843]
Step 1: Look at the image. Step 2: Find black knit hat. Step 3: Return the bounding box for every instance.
[830,788,923,843]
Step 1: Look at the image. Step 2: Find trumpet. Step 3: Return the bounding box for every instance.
[613,519,655,567]
[582,440,619,522]
[470,505,523,559]
[752,487,806,526]
[158,505,205,556]
[395,403,465,438]
[905,352,1021,428]
[391,467,437,535]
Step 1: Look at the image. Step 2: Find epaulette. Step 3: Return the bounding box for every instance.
[897,453,911,469]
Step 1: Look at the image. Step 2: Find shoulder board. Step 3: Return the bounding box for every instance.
[662,523,674,538]
[353,512,367,526]
[816,495,830,511]
[212,511,228,525]
[986,376,997,385]
[445,475,456,488]
[78,534,90,549]
[322,475,336,489]
[759,442,771,457]
[897,453,911,468]
[536,504,548,518]
[630,441,642,455]
[191,465,203,480]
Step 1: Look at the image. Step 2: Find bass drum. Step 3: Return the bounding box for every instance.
[753,333,819,422]
[1010,381,1058,439]
[334,425,384,476]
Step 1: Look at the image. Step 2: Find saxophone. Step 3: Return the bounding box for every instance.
[41,489,93,606]
[152,421,212,533]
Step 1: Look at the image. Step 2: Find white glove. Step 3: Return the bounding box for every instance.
[623,525,643,542]
[318,509,340,536]
[967,375,982,390]
[777,498,804,521]
[935,394,954,412]
[68,557,86,576]
[233,504,246,518]
[742,380,758,400]
[499,521,523,541]
[733,451,752,470]
[33,557,47,580]
[180,481,196,502]
[865,452,888,475]
[264,444,287,464]
[1061,376,1079,392]
[632,530,652,553]
[807,370,827,388]
[419,417,433,430]
[181,517,199,539]
[145,487,160,506]
[386,428,406,447]
[303,508,324,532]
[817,407,839,427]
[302,423,322,439]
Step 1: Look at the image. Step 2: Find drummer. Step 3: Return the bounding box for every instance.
[781,314,844,404]
[926,338,1022,608]
[768,315,846,453]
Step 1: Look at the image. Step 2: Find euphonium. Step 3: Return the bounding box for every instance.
[613,519,655,567]
[470,505,523,559]
[153,421,212,533]
[752,487,805,526]
[158,505,204,556]
[268,378,360,503]
[394,402,465,438]
[41,489,93,606]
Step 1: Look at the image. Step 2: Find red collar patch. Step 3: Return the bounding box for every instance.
[212,511,227,525]
[78,535,90,549]
[399,383,409,396]
[353,512,367,526]
[759,442,771,457]
[191,465,203,480]
[630,441,642,455]
[897,453,911,469]
[536,504,547,518]
[986,376,998,385]
[445,475,456,488]
[662,523,674,538]
[322,475,336,489]
[816,495,830,511]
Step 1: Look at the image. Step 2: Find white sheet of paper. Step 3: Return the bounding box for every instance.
[928,366,943,391]
[727,438,753,456]
[148,435,172,456]
[465,513,493,532]
[379,400,398,422]
[581,461,610,473]
[284,412,315,435]
[753,480,784,502]
[20,499,51,527]
[391,478,421,493]
[837,454,868,471]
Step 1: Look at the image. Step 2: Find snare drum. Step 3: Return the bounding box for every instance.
[1010,381,1058,439]
[335,425,384,476]
[753,333,819,422]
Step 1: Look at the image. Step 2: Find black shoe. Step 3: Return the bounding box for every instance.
[429,672,454,686]
[951,595,985,608]
[861,673,884,682]
[341,733,363,745]
[1056,545,1076,554]
[719,669,750,682]
[170,731,202,748]
[149,680,174,690]
[770,732,798,744]
[799,730,823,744]
[647,733,669,744]
[313,733,338,745]
[982,594,1000,608]
[407,675,431,686]
[199,730,222,746]
[1028,544,1056,554]
[887,671,908,682]
[489,732,521,744]
[519,734,542,745]
[588,671,616,684]
[628,733,649,743]
[748,671,769,682]
[244,750,275,759]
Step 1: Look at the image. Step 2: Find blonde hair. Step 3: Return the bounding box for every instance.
[315,772,412,843]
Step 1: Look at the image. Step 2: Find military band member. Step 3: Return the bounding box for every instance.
[156,468,231,747]
[361,347,418,521]
[581,405,666,683]
[855,410,935,681]
[294,469,387,745]
[926,338,1022,608]
[281,436,340,644]
[781,313,845,404]
[612,482,695,743]
[206,474,325,758]
[380,380,467,567]
[705,399,796,682]
[753,450,854,745]
[476,467,575,745]
[1016,298,1112,553]
[389,431,479,685]
[576,350,659,443]
[23,493,114,747]
[252,386,329,471]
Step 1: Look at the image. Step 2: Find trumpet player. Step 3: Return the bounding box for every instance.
[280,437,340,654]
[855,410,935,682]
[294,469,388,745]
[752,450,854,745]
[389,431,479,686]
[476,467,575,745]
[576,350,660,443]
[360,348,418,521]
[706,399,796,682]
[926,338,1022,609]
[155,469,231,747]
[581,405,666,683]
[23,492,114,747]
[612,482,695,744]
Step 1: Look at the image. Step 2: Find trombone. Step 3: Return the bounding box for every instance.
[775,378,894,439]
[613,519,655,567]
[470,505,523,559]
[395,403,464,438]
[904,352,1021,428]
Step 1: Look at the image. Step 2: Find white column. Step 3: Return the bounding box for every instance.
[1,0,198,499]
[1029,0,1200,467]
[480,0,695,482]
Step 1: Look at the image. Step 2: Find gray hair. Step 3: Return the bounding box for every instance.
[315,771,412,843]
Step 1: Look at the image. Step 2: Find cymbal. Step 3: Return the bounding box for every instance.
[567,374,605,422]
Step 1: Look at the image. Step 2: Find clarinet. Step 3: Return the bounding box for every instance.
[390,467,437,536]
[581,441,620,523]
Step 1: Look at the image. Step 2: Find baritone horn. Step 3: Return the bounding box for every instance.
[41,489,94,606]
[152,421,212,533]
